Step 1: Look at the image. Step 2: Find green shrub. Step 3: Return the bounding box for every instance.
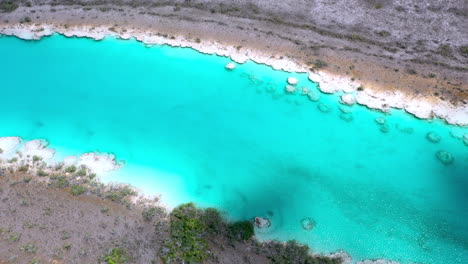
[162,203,208,264]
[103,248,129,264]
[460,45,468,57]
[202,207,226,235]
[106,185,137,202]
[37,169,48,177]
[50,175,69,188]
[75,166,87,176]
[142,206,164,221]
[18,165,29,172]
[65,165,77,173]
[70,185,86,196]
[265,240,342,264]
[0,1,18,12]
[21,242,38,254]
[228,220,254,241]
[32,155,41,163]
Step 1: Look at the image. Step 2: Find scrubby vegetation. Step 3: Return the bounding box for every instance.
[0,160,343,264]
[0,0,18,13]
[102,248,129,264]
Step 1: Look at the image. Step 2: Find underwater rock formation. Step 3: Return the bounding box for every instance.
[380,124,390,133]
[301,217,316,230]
[285,85,297,93]
[340,94,355,105]
[340,113,354,122]
[426,132,441,143]
[339,106,352,114]
[435,151,454,165]
[301,87,311,95]
[307,91,321,102]
[317,103,332,113]
[255,217,271,229]
[375,117,386,125]
[287,77,298,85]
[396,124,413,134]
[225,62,236,70]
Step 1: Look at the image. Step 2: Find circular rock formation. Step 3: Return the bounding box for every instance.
[225,62,236,70]
[375,117,386,125]
[339,106,352,114]
[380,124,390,133]
[301,87,311,95]
[426,132,441,143]
[317,103,331,113]
[265,84,276,93]
[307,91,321,102]
[300,217,316,230]
[287,77,298,85]
[340,94,355,105]
[254,217,271,229]
[285,85,297,94]
[340,113,354,122]
[435,151,454,165]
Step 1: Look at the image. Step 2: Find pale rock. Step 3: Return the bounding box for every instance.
[225,62,236,70]
[285,85,297,93]
[287,77,298,85]
[340,94,355,105]
[20,139,55,160]
[0,137,22,157]
[254,217,271,228]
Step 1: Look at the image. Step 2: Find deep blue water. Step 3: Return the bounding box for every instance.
[0,34,467,263]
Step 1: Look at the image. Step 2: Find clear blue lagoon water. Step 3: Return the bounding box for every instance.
[0,35,467,263]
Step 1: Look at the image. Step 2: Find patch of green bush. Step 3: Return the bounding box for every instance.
[202,207,226,235]
[0,1,18,13]
[65,165,77,173]
[162,203,208,264]
[103,248,129,264]
[265,240,342,264]
[70,185,86,196]
[228,220,254,241]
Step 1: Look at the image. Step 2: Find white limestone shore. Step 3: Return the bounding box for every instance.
[0,136,122,174]
[0,23,466,126]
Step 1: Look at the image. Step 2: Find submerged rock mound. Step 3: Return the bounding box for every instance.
[318,103,332,113]
[435,151,454,165]
[285,85,297,94]
[225,62,236,70]
[301,217,316,230]
[426,132,441,143]
[307,91,321,102]
[255,217,271,229]
[287,77,298,85]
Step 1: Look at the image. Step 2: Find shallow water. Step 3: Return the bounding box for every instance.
[1,35,467,264]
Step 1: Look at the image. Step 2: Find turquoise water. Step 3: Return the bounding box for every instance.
[1,34,467,263]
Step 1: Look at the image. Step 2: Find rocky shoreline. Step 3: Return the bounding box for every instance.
[0,136,407,264]
[1,22,466,125]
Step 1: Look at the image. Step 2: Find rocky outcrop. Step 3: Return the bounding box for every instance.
[254,217,271,229]
[435,151,454,165]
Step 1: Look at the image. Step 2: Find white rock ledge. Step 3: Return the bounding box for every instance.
[0,137,22,157]
[0,137,123,175]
